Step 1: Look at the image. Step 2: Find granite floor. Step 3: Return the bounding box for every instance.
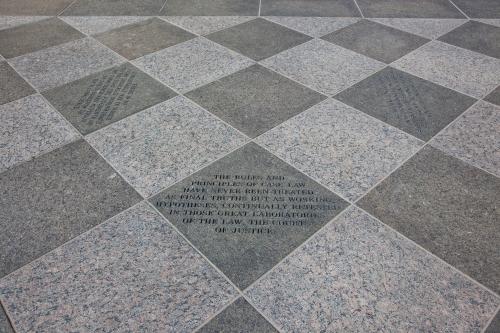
[0,0,499,332]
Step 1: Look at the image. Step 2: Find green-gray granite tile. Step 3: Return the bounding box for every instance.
[162,16,254,36]
[0,202,238,332]
[0,61,35,105]
[356,0,465,18]
[161,0,259,16]
[43,63,176,135]
[451,0,500,19]
[485,86,500,106]
[335,67,476,140]
[198,298,278,333]
[260,0,360,17]
[60,16,149,35]
[0,0,74,15]
[186,64,326,138]
[151,143,348,289]
[95,17,196,60]
[368,18,467,39]
[264,17,360,38]
[247,207,500,332]
[322,20,429,63]
[0,139,141,278]
[62,0,165,16]
[359,145,500,294]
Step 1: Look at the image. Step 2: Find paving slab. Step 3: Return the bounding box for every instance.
[163,16,253,35]
[60,16,149,35]
[62,0,165,16]
[451,0,500,19]
[0,61,35,105]
[161,0,259,16]
[356,0,465,18]
[260,0,361,17]
[369,18,467,39]
[0,0,74,15]
[0,16,50,31]
[264,17,360,37]
[484,86,500,106]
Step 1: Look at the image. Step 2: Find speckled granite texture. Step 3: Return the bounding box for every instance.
[1,1,500,330]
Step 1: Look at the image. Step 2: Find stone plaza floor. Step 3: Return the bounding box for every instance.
[0,0,499,332]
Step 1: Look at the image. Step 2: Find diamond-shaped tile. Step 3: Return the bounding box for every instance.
[256,99,422,201]
[451,0,500,19]
[162,16,254,35]
[264,17,360,37]
[485,86,500,106]
[133,37,253,93]
[322,20,429,63]
[359,146,500,294]
[369,18,467,39]
[206,18,311,61]
[438,21,500,59]
[392,41,500,98]
[431,101,500,177]
[87,96,248,197]
[0,94,79,172]
[151,143,348,289]
[0,16,51,31]
[43,63,176,135]
[356,0,465,18]
[62,0,165,15]
[247,207,499,332]
[186,64,326,138]
[0,18,84,59]
[0,140,141,278]
[198,298,278,332]
[95,18,196,60]
[160,0,259,16]
[9,37,124,91]
[261,39,384,96]
[0,61,35,105]
[60,16,149,35]
[0,202,237,332]
[0,0,74,15]
[335,67,476,140]
[260,0,360,17]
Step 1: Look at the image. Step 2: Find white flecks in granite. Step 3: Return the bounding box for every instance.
[369,18,467,39]
[392,40,500,98]
[162,16,254,35]
[133,37,254,93]
[8,37,124,91]
[263,17,360,37]
[0,202,238,333]
[86,96,248,197]
[0,95,79,172]
[0,16,50,31]
[60,16,149,35]
[431,101,500,177]
[255,98,422,201]
[247,207,500,333]
[260,39,384,96]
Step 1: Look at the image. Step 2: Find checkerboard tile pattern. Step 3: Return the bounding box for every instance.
[1,2,500,331]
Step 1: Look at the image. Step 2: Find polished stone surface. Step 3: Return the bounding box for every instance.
[0,18,84,59]
[95,18,196,60]
[0,202,238,332]
[151,143,348,288]
[431,101,500,177]
[87,96,248,197]
[186,64,325,137]
[256,99,422,201]
[451,0,500,19]
[206,18,311,61]
[0,95,79,172]
[356,0,465,18]
[161,0,260,16]
[247,207,500,332]
[164,16,253,35]
[43,63,176,134]
[0,140,141,278]
[0,0,74,15]
[485,86,500,106]
[264,17,359,37]
[335,67,476,140]
[198,298,278,332]
[359,146,500,294]
[369,18,467,39]
[63,0,165,16]
[322,20,429,63]
[260,0,360,17]
[0,61,35,105]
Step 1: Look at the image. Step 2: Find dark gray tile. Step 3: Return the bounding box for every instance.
[43,63,176,135]
[151,143,348,289]
[335,67,476,140]
[485,311,500,333]
[0,0,74,15]
[161,0,259,16]
[0,304,14,333]
[0,140,141,278]
[322,20,429,63]
[63,0,165,15]
[0,18,84,59]
[484,86,500,106]
[451,0,500,19]
[358,146,500,294]
[0,62,35,105]
[186,64,326,138]
[260,0,360,17]
[95,18,196,60]
[438,21,500,59]
[207,18,311,61]
[356,0,465,18]
[198,298,278,333]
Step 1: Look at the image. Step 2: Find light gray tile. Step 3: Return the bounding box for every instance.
[264,17,360,37]
[60,16,149,35]
[255,99,423,201]
[9,38,124,91]
[261,39,384,96]
[431,101,500,177]
[369,18,467,39]
[162,16,253,35]
[247,207,500,332]
[0,202,237,332]
[0,16,50,31]
[87,96,248,197]
[0,95,79,172]
[356,0,465,18]
[133,37,254,93]
[392,40,500,98]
